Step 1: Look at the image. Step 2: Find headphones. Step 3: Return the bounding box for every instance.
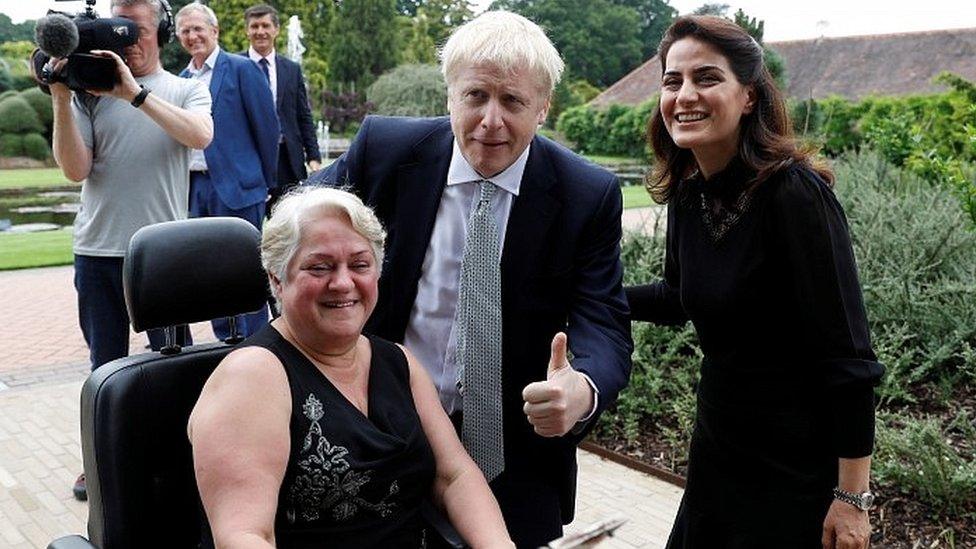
[157,0,175,47]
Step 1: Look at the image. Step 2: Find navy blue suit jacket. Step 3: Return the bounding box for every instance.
[274,55,320,181]
[200,49,279,210]
[238,52,321,181]
[308,116,632,522]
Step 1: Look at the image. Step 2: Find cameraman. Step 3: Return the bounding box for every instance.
[48,0,213,501]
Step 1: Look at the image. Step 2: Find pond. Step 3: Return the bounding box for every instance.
[0,188,79,233]
[0,159,648,233]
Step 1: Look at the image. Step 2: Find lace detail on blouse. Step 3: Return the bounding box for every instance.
[700,188,754,242]
[286,394,400,524]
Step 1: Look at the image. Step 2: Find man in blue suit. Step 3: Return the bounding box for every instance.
[309,11,632,547]
[176,2,279,339]
[241,4,321,215]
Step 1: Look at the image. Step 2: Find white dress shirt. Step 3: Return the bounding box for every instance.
[185,47,220,172]
[247,47,278,105]
[403,141,529,414]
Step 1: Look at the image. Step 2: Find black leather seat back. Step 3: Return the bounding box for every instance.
[82,345,229,548]
[78,217,268,548]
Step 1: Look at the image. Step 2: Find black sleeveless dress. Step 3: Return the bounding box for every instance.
[246,325,436,548]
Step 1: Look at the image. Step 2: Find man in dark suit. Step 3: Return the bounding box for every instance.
[242,4,321,215]
[176,2,279,339]
[309,11,632,547]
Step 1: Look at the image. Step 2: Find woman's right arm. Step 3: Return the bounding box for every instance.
[400,346,514,548]
[188,347,292,549]
[626,204,687,324]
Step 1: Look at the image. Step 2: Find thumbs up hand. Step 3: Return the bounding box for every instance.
[521,332,595,437]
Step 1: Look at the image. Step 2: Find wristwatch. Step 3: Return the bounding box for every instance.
[131,85,151,108]
[832,487,875,511]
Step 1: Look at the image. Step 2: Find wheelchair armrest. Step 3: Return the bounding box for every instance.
[47,535,97,549]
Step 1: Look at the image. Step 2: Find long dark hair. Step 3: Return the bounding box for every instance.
[646,15,832,203]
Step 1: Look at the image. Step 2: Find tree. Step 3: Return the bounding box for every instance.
[0,13,35,43]
[609,0,677,58]
[490,0,643,88]
[327,0,400,91]
[692,3,729,16]
[417,0,474,46]
[731,8,786,88]
[399,14,438,64]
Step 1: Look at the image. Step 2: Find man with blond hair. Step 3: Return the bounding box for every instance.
[311,10,632,546]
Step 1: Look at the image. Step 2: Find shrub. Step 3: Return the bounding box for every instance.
[833,150,976,404]
[0,89,19,101]
[319,90,372,136]
[556,99,657,159]
[22,132,49,160]
[0,133,24,156]
[873,411,976,516]
[0,96,43,135]
[595,221,701,467]
[366,64,446,118]
[20,87,54,136]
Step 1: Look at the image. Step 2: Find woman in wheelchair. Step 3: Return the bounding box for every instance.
[188,187,513,548]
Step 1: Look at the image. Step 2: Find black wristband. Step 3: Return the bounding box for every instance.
[131,85,151,108]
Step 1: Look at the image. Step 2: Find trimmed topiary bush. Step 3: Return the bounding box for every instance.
[0,96,43,135]
[366,64,446,118]
[20,87,53,136]
[0,133,24,156]
[22,132,50,160]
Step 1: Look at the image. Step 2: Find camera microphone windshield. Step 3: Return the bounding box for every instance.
[34,13,79,58]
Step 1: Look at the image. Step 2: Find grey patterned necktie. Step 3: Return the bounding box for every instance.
[455,180,504,482]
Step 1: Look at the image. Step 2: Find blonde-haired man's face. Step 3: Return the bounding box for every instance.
[448,64,549,178]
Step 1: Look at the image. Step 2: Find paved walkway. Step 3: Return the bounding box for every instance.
[0,216,680,547]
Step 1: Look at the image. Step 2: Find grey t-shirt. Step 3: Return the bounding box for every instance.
[72,69,211,256]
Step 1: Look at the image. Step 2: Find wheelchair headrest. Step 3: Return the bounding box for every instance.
[124,217,268,332]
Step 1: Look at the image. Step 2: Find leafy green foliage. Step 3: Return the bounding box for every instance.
[556,98,656,159]
[0,13,35,43]
[0,96,43,135]
[874,411,976,516]
[791,75,976,227]
[0,133,23,157]
[21,132,49,160]
[20,87,53,140]
[609,0,676,58]
[328,0,400,91]
[490,0,645,88]
[367,64,447,117]
[834,150,976,404]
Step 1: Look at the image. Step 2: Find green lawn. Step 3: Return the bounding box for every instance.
[0,229,73,271]
[583,154,645,167]
[0,168,73,191]
[622,184,653,209]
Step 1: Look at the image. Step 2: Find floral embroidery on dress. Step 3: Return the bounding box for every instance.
[287,393,400,523]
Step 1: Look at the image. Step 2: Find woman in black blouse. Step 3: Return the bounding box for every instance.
[627,16,884,549]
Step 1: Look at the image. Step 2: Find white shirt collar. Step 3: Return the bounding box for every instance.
[248,47,276,65]
[186,46,221,75]
[446,141,530,197]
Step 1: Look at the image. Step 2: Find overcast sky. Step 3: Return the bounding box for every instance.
[4,0,975,43]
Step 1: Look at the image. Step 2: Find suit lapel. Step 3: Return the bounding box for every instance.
[385,124,454,333]
[502,137,560,296]
[274,57,285,110]
[209,49,228,103]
